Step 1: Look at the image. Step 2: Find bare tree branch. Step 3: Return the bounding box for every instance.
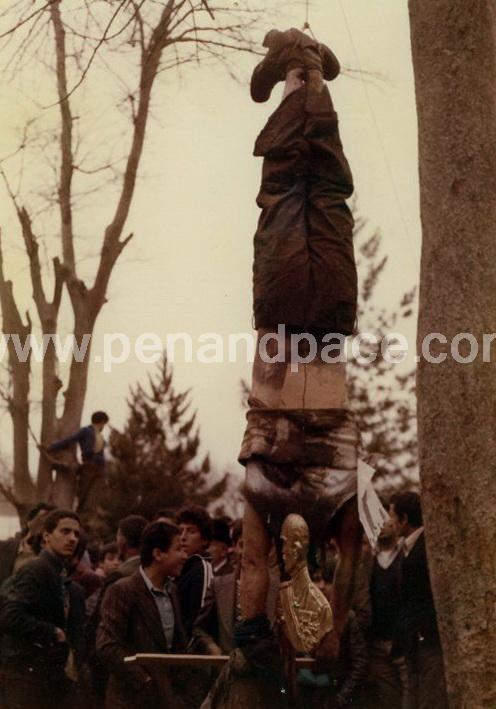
[0,0,56,41]
[49,0,75,273]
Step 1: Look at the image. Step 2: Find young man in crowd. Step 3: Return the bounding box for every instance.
[390,491,448,709]
[84,514,148,701]
[97,542,121,578]
[208,518,234,576]
[111,513,148,582]
[176,505,213,639]
[96,520,188,709]
[1,510,86,709]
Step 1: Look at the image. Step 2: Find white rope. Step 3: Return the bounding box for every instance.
[302,0,316,38]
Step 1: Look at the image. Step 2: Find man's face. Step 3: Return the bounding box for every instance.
[389,504,408,538]
[43,517,81,559]
[101,552,120,576]
[378,516,397,543]
[208,540,228,567]
[157,534,187,578]
[179,523,207,557]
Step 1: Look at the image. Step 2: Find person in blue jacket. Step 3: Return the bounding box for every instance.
[49,410,109,466]
[48,411,109,511]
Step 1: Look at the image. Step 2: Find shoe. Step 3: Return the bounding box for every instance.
[250,29,300,103]
[250,28,340,103]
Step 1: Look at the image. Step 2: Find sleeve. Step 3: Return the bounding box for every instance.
[49,428,84,452]
[0,565,58,645]
[190,583,220,653]
[336,615,368,706]
[96,582,149,691]
[179,559,212,639]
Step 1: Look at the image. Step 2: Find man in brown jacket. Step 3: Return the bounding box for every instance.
[96,520,188,709]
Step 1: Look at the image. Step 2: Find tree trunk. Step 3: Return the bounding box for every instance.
[409,2,496,707]
[0,247,36,511]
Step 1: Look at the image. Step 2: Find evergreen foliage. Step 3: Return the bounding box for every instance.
[92,354,226,536]
[349,214,418,491]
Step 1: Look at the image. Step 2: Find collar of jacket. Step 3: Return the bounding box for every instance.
[40,548,67,574]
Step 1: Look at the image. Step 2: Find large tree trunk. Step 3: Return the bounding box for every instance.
[410,2,496,707]
[0,242,36,516]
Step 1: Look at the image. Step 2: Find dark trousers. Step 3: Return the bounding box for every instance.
[77,462,105,513]
[405,640,448,709]
[365,639,408,709]
[252,84,357,336]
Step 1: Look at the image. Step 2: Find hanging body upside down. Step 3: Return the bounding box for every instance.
[238,28,363,658]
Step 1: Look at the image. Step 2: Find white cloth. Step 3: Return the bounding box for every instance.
[376,543,402,569]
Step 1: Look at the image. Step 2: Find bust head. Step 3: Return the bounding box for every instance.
[281,514,309,577]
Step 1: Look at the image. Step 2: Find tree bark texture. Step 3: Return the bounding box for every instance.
[0,236,35,512]
[410,2,496,707]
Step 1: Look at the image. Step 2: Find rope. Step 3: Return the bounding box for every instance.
[302,0,316,38]
[336,0,418,265]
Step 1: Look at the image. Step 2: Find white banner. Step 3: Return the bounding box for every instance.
[357,459,390,548]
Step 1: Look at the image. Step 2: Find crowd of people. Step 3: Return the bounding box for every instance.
[0,492,447,709]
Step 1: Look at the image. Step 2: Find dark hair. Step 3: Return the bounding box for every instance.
[140,521,180,567]
[99,542,118,563]
[390,491,423,528]
[230,519,243,546]
[43,509,81,533]
[118,515,148,549]
[176,505,212,542]
[211,518,231,547]
[26,502,56,524]
[91,411,109,424]
[154,508,177,521]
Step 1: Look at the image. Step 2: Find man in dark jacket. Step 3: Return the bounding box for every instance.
[176,506,213,639]
[1,509,85,709]
[97,520,188,709]
[390,492,448,709]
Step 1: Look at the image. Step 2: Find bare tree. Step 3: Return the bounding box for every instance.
[409,1,496,707]
[0,0,267,514]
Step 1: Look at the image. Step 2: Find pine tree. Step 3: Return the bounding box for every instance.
[96,354,226,534]
[349,217,418,492]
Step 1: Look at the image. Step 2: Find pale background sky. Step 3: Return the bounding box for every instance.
[0,0,420,488]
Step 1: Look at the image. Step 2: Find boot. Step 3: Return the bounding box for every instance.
[250,28,340,103]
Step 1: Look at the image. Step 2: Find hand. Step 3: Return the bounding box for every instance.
[54,627,66,642]
[207,642,223,656]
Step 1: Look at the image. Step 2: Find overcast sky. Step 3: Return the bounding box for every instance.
[0,0,420,481]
